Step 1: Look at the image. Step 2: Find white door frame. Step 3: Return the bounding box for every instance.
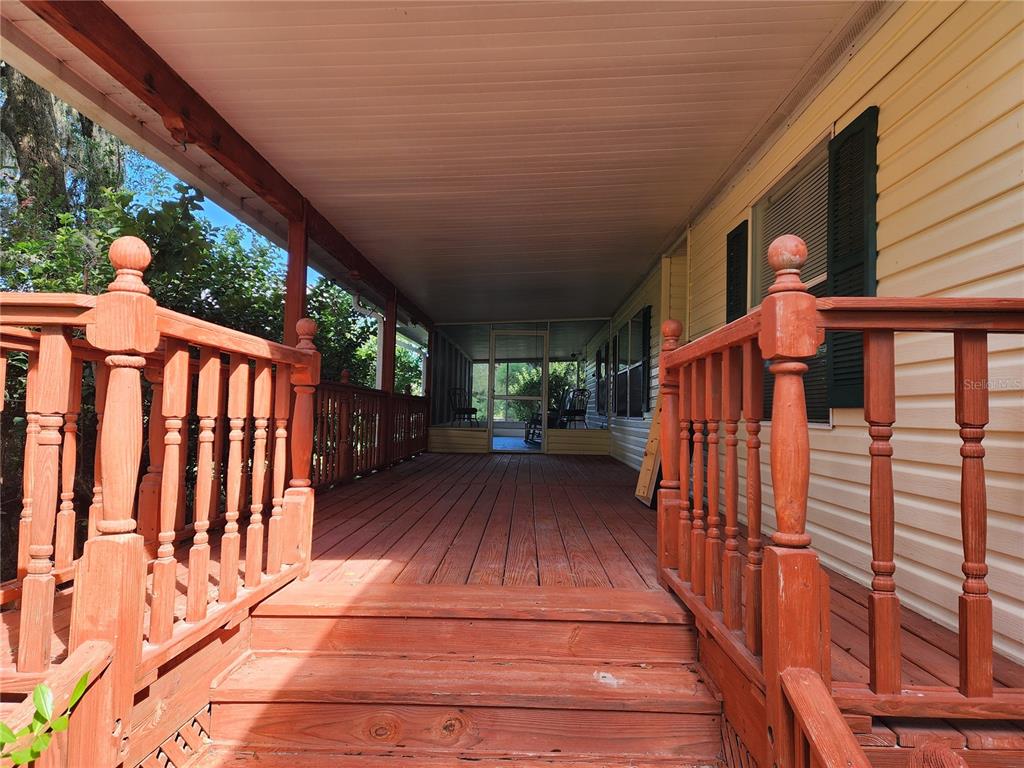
[487,328,549,453]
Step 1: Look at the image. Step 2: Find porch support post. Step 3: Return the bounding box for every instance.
[756,235,830,768]
[381,292,398,394]
[285,202,308,346]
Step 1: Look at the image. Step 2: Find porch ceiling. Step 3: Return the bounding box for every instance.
[105,2,861,322]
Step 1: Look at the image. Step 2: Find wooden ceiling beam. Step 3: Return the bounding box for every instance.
[23,0,431,327]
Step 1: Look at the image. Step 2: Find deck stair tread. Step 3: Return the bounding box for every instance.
[254,582,690,624]
[212,652,719,714]
[198,749,720,767]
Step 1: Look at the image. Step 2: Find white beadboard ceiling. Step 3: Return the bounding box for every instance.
[100,2,863,322]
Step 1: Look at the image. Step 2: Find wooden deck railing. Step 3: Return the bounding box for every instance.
[312,375,427,489]
[657,234,1024,767]
[0,237,320,766]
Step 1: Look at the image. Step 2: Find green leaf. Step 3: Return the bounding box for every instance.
[50,716,69,733]
[0,722,15,744]
[33,684,53,721]
[68,672,90,709]
[10,747,34,765]
[31,732,51,756]
[14,726,30,739]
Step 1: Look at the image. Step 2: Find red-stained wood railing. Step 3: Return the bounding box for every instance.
[0,237,320,766]
[312,373,428,489]
[657,234,1024,767]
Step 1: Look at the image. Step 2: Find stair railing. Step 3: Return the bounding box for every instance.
[1,237,320,766]
[657,234,1024,767]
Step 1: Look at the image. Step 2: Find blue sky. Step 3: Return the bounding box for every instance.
[127,149,322,281]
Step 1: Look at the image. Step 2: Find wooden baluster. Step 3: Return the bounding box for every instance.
[18,327,73,671]
[0,355,5,483]
[137,365,163,557]
[285,319,320,576]
[186,348,221,622]
[340,378,352,482]
[314,385,324,486]
[245,360,273,588]
[150,339,189,644]
[267,364,291,574]
[209,369,228,526]
[657,320,682,577]
[705,351,723,610]
[69,237,155,765]
[677,363,692,578]
[756,235,828,768]
[954,330,993,698]
[175,362,191,535]
[18,352,39,579]
[690,358,706,593]
[87,362,108,542]
[238,371,253,521]
[742,338,765,654]
[863,330,901,693]
[722,346,743,630]
[219,354,250,603]
[54,360,82,572]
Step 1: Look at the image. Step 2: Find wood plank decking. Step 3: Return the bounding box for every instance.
[4,452,1023,708]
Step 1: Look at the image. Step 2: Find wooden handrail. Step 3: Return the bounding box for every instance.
[155,306,316,366]
[817,297,1024,332]
[2,639,113,733]
[2,236,323,766]
[780,668,871,768]
[656,233,1023,766]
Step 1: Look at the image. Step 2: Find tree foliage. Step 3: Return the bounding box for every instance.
[0,64,425,578]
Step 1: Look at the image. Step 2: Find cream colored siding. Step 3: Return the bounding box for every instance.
[427,427,488,453]
[547,429,611,456]
[684,1,1024,661]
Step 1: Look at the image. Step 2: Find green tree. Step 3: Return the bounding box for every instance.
[307,279,375,384]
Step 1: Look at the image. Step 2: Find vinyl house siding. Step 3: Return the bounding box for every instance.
[683,1,1024,661]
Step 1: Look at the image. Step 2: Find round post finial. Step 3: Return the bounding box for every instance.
[766,235,808,295]
[661,319,683,349]
[340,369,350,385]
[107,236,152,294]
[295,317,317,350]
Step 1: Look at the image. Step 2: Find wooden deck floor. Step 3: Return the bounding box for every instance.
[307,453,658,589]
[4,451,1023,711]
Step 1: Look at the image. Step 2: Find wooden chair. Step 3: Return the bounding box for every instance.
[564,388,590,428]
[447,387,479,427]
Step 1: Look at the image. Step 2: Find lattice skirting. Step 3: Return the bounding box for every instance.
[722,716,761,768]
[136,704,212,768]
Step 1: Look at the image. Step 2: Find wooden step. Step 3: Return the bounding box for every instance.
[213,653,718,713]
[210,654,722,760]
[198,748,718,767]
[255,582,692,623]
[251,614,696,663]
[211,701,722,760]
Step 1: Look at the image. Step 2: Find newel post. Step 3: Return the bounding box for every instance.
[285,318,320,576]
[657,320,683,578]
[70,237,159,767]
[756,235,829,768]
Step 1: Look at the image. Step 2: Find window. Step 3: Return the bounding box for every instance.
[612,305,652,418]
[725,220,749,323]
[750,106,878,422]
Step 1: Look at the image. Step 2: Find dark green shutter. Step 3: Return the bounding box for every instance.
[641,305,652,412]
[726,221,749,323]
[826,106,878,408]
